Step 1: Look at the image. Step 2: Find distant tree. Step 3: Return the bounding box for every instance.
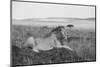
[67,24,74,29]
[66,24,74,38]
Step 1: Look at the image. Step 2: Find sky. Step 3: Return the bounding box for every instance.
[12,1,95,19]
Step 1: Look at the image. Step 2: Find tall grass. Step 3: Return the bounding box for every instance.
[11,25,96,66]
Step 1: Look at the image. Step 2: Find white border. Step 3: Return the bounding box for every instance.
[0,0,100,67]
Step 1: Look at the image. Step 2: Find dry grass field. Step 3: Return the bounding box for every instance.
[11,25,96,66]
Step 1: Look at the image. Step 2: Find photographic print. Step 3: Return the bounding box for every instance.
[11,0,96,67]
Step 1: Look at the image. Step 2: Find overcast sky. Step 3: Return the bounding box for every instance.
[12,1,95,19]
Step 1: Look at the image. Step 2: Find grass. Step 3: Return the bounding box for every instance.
[11,25,96,66]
